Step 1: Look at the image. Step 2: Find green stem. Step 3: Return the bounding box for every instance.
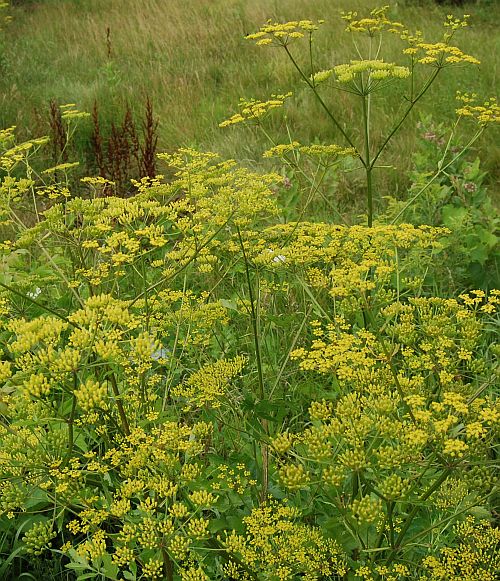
[162,547,174,581]
[0,280,79,327]
[108,371,130,436]
[236,227,268,501]
[387,501,395,549]
[63,374,78,467]
[362,87,373,227]
[386,466,453,565]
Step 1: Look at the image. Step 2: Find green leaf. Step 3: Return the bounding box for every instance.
[477,227,498,249]
[100,553,119,579]
[219,298,239,311]
[253,398,288,420]
[441,205,469,230]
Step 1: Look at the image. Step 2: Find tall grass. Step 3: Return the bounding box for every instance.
[0,0,498,192]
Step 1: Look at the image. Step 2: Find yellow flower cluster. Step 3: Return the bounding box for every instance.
[180,566,209,581]
[334,60,410,84]
[222,501,347,579]
[219,93,293,127]
[143,289,229,349]
[59,103,90,122]
[262,141,301,158]
[42,161,80,176]
[263,141,358,163]
[300,144,358,158]
[245,19,324,47]
[404,42,480,66]
[171,355,247,409]
[35,416,228,574]
[159,148,279,228]
[8,316,68,354]
[357,563,410,580]
[0,130,49,173]
[456,93,499,125]
[0,175,34,222]
[16,149,279,287]
[271,290,499,534]
[341,6,404,36]
[443,13,470,31]
[421,518,500,580]
[237,222,445,300]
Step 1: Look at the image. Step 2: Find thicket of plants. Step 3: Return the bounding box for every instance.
[0,4,498,581]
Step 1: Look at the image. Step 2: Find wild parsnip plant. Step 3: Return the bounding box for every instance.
[222,7,498,226]
[0,5,499,581]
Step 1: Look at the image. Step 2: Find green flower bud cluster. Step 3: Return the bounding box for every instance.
[303,427,332,460]
[43,429,67,459]
[351,496,383,525]
[0,480,26,515]
[24,373,51,398]
[51,347,80,372]
[322,465,346,487]
[278,463,310,490]
[75,378,108,412]
[462,465,498,494]
[379,474,409,500]
[339,447,368,471]
[23,521,56,555]
[271,432,294,455]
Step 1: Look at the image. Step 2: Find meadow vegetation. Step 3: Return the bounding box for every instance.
[0,1,499,580]
[0,0,499,190]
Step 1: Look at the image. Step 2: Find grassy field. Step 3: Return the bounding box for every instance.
[0,0,499,193]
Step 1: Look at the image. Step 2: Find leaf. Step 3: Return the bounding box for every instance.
[253,398,288,420]
[467,505,492,520]
[24,489,50,510]
[100,553,119,579]
[477,227,498,249]
[219,298,239,311]
[441,205,469,230]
